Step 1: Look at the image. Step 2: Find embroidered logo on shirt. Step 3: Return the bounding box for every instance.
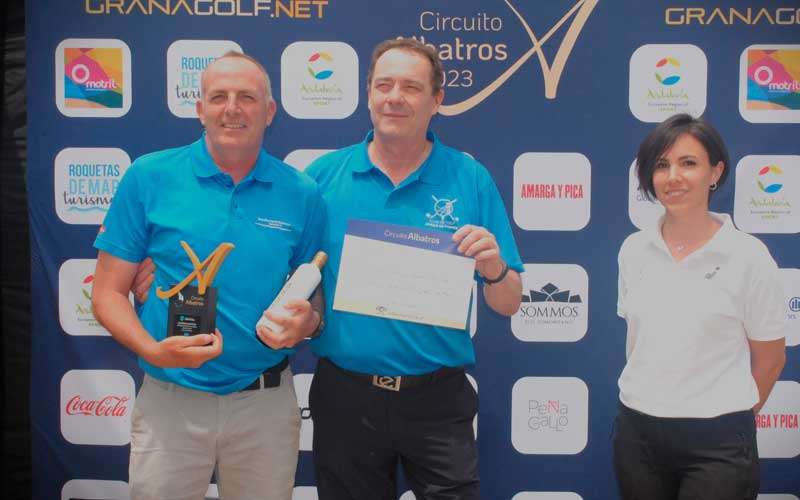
[425,195,460,230]
[255,218,293,232]
[704,266,721,280]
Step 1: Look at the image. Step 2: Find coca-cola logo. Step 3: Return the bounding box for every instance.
[65,394,130,417]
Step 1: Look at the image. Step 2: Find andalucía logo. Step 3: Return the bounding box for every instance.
[408,0,599,116]
[758,165,784,193]
[308,52,334,80]
[655,57,681,86]
[280,41,358,119]
[734,155,799,234]
[629,44,707,123]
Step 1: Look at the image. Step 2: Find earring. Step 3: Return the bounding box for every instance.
[710,182,718,191]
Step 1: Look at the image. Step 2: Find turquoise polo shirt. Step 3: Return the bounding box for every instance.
[95,137,325,394]
[306,131,523,375]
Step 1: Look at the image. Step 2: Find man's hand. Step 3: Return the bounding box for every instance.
[452,224,505,280]
[256,299,320,349]
[144,329,224,369]
[132,257,155,303]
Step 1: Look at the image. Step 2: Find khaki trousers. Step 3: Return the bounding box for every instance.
[129,369,300,500]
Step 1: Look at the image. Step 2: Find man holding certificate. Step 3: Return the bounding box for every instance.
[92,52,325,500]
[306,38,523,500]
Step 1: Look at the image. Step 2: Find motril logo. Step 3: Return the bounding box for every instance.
[55,38,132,117]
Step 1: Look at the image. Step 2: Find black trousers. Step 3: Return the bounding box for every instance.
[613,403,759,500]
[309,358,480,500]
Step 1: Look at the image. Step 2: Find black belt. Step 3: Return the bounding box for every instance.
[322,358,464,392]
[241,357,289,391]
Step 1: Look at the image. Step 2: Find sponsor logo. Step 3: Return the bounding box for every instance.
[54,148,131,224]
[55,39,131,117]
[758,165,784,193]
[60,370,135,445]
[629,44,707,122]
[780,268,800,347]
[83,0,329,19]
[281,42,358,119]
[59,259,132,336]
[513,153,591,231]
[166,39,243,118]
[65,395,129,417]
[408,0,598,115]
[513,264,588,342]
[655,57,681,86]
[61,479,130,500]
[307,52,334,80]
[756,381,800,458]
[511,377,588,454]
[734,155,799,234]
[665,7,800,26]
[739,45,800,123]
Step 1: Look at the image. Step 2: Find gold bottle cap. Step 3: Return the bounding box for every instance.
[311,251,328,269]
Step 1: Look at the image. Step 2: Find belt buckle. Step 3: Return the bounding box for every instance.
[372,375,401,391]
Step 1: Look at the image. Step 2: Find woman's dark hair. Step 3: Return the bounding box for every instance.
[636,113,730,201]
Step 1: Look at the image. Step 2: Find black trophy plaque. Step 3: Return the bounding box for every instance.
[167,285,218,336]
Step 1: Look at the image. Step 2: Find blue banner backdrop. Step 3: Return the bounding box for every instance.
[27,1,799,499]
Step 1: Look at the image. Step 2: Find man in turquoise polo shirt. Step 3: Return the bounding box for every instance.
[306,38,523,500]
[92,52,324,500]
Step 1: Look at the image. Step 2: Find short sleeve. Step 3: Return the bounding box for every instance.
[743,248,786,341]
[93,164,148,263]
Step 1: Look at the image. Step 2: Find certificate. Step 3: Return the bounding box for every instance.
[333,219,475,329]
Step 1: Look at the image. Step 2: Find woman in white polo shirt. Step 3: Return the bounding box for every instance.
[614,113,786,500]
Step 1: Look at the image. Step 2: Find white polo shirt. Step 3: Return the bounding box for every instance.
[617,212,785,418]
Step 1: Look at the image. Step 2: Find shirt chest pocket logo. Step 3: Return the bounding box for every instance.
[424,195,460,230]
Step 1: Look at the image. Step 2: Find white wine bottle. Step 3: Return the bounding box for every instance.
[256,251,327,334]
